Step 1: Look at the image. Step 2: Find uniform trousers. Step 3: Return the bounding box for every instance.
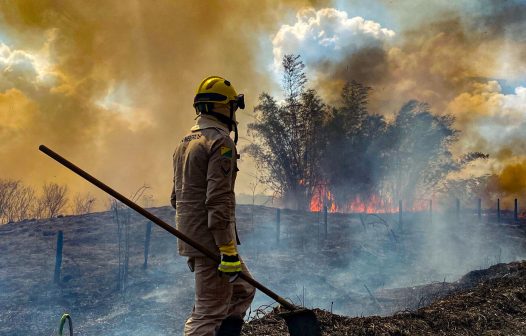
[184,256,255,336]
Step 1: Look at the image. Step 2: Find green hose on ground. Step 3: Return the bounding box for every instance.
[58,313,73,336]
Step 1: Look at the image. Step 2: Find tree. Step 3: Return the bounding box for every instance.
[372,100,488,206]
[323,81,388,207]
[246,54,326,209]
[323,89,485,210]
[0,179,20,224]
[32,197,47,220]
[6,184,35,222]
[339,80,371,137]
[0,179,36,223]
[247,55,489,211]
[41,183,68,218]
[72,192,96,215]
[381,101,456,203]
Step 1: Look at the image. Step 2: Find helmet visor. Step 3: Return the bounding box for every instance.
[194,92,228,105]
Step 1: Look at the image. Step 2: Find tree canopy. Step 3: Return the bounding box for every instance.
[246,54,487,210]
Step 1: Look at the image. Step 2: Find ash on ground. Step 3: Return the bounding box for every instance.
[243,261,526,335]
[0,205,525,335]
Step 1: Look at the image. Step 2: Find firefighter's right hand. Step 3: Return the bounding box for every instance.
[218,240,242,282]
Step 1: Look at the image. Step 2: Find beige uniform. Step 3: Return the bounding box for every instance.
[171,115,255,336]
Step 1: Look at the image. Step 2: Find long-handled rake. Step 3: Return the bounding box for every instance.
[39,145,321,336]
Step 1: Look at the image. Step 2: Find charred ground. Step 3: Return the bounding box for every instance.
[0,205,525,335]
[243,261,526,335]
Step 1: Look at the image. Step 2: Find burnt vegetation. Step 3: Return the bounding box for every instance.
[243,262,526,335]
[246,54,488,210]
[1,205,524,335]
[0,179,94,223]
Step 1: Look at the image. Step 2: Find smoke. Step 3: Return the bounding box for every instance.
[271,7,394,92]
[271,4,526,196]
[238,206,526,317]
[271,9,504,111]
[469,0,526,41]
[272,8,395,69]
[1,0,525,207]
[497,159,526,195]
[448,82,526,154]
[447,82,526,202]
[0,0,299,207]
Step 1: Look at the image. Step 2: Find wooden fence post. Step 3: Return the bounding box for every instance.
[54,230,64,283]
[514,198,519,222]
[497,198,500,223]
[477,198,482,222]
[276,208,281,244]
[456,198,460,224]
[143,222,152,269]
[429,199,433,223]
[399,200,403,230]
[323,206,328,239]
[317,211,320,250]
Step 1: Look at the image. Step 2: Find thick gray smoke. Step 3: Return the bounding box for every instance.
[238,206,526,316]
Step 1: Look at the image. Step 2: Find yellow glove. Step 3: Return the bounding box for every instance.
[218,240,242,277]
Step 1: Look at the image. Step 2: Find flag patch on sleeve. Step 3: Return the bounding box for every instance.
[220,146,233,158]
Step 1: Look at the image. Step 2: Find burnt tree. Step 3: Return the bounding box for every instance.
[323,81,388,206]
[246,54,326,210]
[247,54,489,211]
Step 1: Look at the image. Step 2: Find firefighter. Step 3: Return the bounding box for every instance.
[171,76,255,336]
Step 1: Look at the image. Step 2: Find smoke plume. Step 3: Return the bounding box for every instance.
[1,0,526,208]
[0,0,312,207]
[271,3,526,198]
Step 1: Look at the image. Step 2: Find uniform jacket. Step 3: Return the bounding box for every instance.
[171,115,239,257]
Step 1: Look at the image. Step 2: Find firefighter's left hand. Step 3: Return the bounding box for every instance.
[218,253,242,282]
[218,240,242,282]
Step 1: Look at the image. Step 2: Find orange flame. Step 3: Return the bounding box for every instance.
[310,184,429,213]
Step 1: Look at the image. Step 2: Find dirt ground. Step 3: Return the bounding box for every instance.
[0,205,525,335]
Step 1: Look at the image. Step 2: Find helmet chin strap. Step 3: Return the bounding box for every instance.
[229,101,239,145]
[196,102,238,144]
[232,122,238,145]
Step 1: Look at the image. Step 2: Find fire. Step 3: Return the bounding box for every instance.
[310,184,334,212]
[343,194,398,213]
[309,184,429,213]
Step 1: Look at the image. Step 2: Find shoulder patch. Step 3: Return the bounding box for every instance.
[221,158,232,175]
[220,146,233,158]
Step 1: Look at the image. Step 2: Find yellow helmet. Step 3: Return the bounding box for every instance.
[193,76,244,144]
[193,76,245,110]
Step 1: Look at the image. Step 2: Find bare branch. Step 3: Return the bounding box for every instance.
[41,183,69,218]
[72,192,96,215]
